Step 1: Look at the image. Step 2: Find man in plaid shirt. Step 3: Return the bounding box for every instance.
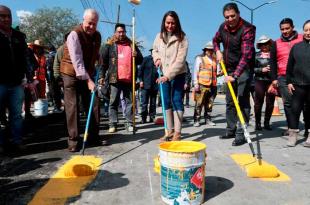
[213,2,256,146]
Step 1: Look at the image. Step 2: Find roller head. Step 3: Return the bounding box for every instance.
[64,163,95,177]
[129,0,141,5]
[246,162,279,178]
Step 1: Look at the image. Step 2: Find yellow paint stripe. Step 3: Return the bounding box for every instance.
[231,154,290,182]
[28,155,102,205]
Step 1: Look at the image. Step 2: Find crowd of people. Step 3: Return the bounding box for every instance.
[0,3,309,154]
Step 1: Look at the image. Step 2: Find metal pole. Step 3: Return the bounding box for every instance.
[132,8,136,134]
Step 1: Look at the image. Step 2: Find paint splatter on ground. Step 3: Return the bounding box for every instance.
[28,155,102,205]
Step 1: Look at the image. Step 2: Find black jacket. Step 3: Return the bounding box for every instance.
[254,51,272,82]
[0,29,30,85]
[286,39,310,85]
[138,55,158,90]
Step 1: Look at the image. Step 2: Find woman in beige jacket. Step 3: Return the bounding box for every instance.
[152,10,189,141]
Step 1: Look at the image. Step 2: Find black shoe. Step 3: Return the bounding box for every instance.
[232,138,246,146]
[304,130,309,138]
[0,146,4,154]
[219,134,235,139]
[141,118,147,124]
[264,123,272,130]
[149,117,154,123]
[255,123,262,131]
[12,143,26,152]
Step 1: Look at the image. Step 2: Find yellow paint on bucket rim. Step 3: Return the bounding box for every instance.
[159,141,207,153]
[28,155,102,205]
[231,154,290,182]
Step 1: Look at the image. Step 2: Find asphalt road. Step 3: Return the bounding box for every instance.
[0,95,309,205]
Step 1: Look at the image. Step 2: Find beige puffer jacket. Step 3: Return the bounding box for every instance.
[152,33,188,80]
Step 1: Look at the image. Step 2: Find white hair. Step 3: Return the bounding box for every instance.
[83,8,99,20]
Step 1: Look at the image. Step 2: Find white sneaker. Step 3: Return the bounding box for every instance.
[206,119,216,126]
[194,121,200,127]
[108,127,116,133]
[127,125,134,132]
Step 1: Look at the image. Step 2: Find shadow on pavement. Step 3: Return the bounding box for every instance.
[0,157,61,177]
[0,178,48,205]
[204,176,234,202]
[67,170,129,204]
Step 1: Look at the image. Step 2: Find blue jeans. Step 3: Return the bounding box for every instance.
[162,73,185,111]
[0,84,24,145]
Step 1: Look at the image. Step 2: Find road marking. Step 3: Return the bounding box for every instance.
[28,155,102,205]
[146,152,155,205]
[231,153,290,182]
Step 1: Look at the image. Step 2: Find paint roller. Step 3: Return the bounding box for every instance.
[219,61,279,178]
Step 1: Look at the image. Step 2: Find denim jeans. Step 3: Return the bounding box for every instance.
[278,76,292,128]
[161,73,185,112]
[0,84,24,145]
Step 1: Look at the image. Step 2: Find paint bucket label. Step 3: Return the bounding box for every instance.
[161,165,205,205]
[159,141,206,205]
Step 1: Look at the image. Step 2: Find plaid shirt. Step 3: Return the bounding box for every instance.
[213,18,255,77]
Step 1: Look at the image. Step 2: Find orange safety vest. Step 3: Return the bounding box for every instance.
[198,55,217,86]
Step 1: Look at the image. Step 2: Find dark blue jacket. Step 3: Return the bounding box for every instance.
[138,55,158,90]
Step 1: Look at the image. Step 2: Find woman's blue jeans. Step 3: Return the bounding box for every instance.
[161,73,185,111]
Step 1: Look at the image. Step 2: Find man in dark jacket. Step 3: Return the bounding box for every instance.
[0,5,36,153]
[138,49,158,124]
[101,23,143,133]
[213,2,255,146]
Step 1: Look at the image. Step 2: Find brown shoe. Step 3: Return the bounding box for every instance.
[171,132,181,141]
[287,129,298,147]
[159,130,174,142]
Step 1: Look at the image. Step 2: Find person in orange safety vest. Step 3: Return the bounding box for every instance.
[193,41,218,127]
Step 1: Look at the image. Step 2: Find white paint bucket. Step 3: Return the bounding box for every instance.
[34,98,48,116]
[159,141,207,205]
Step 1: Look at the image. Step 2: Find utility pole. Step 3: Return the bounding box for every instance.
[231,0,278,24]
[100,4,132,27]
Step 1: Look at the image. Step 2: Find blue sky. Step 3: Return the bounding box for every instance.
[2,0,309,66]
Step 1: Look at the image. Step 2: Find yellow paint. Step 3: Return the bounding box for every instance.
[153,156,160,174]
[159,141,206,153]
[231,154,290,182]
[28,155,102,205]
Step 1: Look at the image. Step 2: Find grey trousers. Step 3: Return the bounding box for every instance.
[109,82,133,126]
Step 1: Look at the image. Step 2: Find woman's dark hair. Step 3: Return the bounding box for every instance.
[279,18,294,27]
[160,10,185,42]
[223,3,239,14]
[303,19,310,29]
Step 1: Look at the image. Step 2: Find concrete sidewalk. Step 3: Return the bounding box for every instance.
[1,95,309,205]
